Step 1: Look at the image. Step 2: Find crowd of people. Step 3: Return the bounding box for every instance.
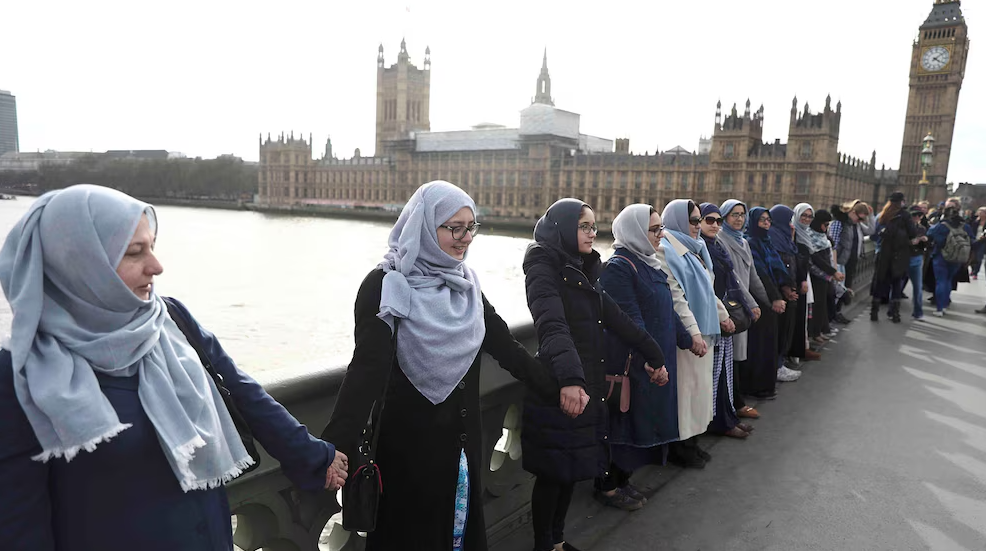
[2,181,983,551]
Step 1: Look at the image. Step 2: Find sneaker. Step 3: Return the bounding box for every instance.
[913,315,926,322]
[777,366,802,382]
[973,274,979,280]
[620,484,648,504]
[594,489,643,511]
[932,310,944,317]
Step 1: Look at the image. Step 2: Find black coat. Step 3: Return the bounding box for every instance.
[321,269,556,551]
[520,245,665,482]
[875,211,917,282]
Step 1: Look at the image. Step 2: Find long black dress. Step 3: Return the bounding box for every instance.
[321,269,556,551]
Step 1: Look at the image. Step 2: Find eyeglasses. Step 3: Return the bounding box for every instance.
[703,216,724,226]
[688,217,702,227]
[759,216,772,224]
[728,211,746,219]
[439,223,481,240]
[800,213,814,220]
[578,222,599,235]
[648,225,665,235]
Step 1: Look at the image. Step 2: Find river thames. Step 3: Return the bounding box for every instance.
[0,197,613,373]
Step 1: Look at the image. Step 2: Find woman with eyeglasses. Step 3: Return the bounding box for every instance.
[717,200,769,419]
[793,205,844,344]
[698,204,756,438]
[595,204,693,507]
[659,200,732,467]
[745,207,801,401]
[322,181,558,551]
[522,199,667,551]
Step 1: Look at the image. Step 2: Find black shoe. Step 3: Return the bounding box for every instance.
[834,314,852,324]
[594,489,644,511]
[562,543,584,551]
[695,447,712,462]
[668,450,706,469]
[620,484,648,504]
[901,293,909,299]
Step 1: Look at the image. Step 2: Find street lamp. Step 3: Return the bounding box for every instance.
[918,131,935,203]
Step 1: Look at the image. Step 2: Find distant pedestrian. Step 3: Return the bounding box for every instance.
[907,205,931,320]
[870,193,917,323]
[927,202,975,317]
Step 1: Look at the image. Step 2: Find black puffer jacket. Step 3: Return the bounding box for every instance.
[521,244,665,482]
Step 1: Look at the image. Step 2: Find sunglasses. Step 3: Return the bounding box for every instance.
[703,216,724,226]
[688,217,702,227]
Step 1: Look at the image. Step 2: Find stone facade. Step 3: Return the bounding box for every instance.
[375,40,430,157]
[898,0,970,205]
[258,47,894,224]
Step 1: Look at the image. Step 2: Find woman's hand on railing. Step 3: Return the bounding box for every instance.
[325,450,349,491]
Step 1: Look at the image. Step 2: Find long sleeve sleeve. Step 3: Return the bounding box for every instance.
[524,247,585,388]
[746,260,770,306]
[168,298,335,493]
[828,220,843,247]
[321,270,394,469]
[658,248,700,336]
[858,214,878,237]
[0,353,55,550]
[598,258,645,330]
[753,263,783,303]
[481,296,558,401]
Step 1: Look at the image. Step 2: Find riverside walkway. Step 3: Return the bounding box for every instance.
[494,277,986,551]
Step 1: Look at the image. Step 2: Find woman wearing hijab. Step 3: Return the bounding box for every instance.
[597,204,693,503]
[870,194,918,323]
[743,207,795,399]
[659,200,732,467]
[769,205,814,365]
[0,185,346,551]
[698,203,755,438]
[523,198,667,550]
[794,205,844,343]
[322,181,556,551]
[717,200,768,419]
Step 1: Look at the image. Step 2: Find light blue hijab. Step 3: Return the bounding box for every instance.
[0,185,252,491]
[660,199,720,337]
[378,181,486,405]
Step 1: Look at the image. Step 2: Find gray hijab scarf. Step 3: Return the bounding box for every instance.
[378,181,486,405]
[794,203,830,254]
[0,185,252,491]
[612,204,662,271]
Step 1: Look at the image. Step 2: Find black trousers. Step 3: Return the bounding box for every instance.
[532,476,576,551]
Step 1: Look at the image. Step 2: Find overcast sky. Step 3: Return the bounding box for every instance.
[3,0,983,183]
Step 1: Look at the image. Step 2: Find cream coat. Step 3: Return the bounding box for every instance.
[657,233,728,441]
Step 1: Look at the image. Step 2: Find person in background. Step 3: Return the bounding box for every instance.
[699,204,754,438]
[828,200,875,323]
[660,200,732,467]
[870,193,917,323]
[717,200,767,420]
[926,201,975,317]
[598,204,692,507]
[769,205,816,368]
[0,185,347,551]
[969,207,986,280]
[907,205,931,320]
[322,181,558,551]
[523,198,666,549]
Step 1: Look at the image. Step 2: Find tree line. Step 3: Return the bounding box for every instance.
[0,155,258,200]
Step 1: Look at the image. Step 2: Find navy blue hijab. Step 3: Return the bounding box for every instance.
[746,207,790,287]
[768,205,799,257]
[532,198,589,267]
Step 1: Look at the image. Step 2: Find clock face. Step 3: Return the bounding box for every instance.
[921,45,951,72]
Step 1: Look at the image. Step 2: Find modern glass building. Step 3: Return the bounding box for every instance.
[0,90,19,156]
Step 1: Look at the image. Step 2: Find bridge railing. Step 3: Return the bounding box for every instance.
[227,244,878,551]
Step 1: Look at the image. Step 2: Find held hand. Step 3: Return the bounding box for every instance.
[579,387,590,413]
[690,335,708,357]
[560,385,584,419]
[720,318,736,334]
[800,281,809,295]
[834,272,846,282]
[784,288,799,302]
[771,299,786,314]
[643,365,669,386]
[751,307,762,322]
[325,450,349,490]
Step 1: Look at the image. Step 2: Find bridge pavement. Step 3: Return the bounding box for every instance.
[495,276,986,551]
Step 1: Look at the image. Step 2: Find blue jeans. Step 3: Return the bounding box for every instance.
[908,255,924,318]
[971,245,985,276]
[933,255,961,312]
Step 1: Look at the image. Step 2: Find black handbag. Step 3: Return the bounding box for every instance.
[341,321,398,533]
[722,289,752,335]
[163,298,261,473]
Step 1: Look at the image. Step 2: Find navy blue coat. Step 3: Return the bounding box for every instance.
[521,245,665,482]
[599,248,692,449]
[0,298,334,551]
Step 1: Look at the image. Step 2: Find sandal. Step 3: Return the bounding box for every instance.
[737,406,760,419]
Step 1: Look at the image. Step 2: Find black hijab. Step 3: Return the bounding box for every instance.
[532,198,589,267]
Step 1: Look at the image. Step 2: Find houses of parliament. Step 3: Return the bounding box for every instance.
[257,1,968,223]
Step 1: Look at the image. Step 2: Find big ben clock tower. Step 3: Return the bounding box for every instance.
[898,0,970,204]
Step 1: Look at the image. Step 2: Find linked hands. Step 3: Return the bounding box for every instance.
[690,334,708,357]
[325,450,349,491]
[771,299,786,314]
[751,307,762,322]
[644,363,669,386]
[720,318,736,334]
[560,385,589,419]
